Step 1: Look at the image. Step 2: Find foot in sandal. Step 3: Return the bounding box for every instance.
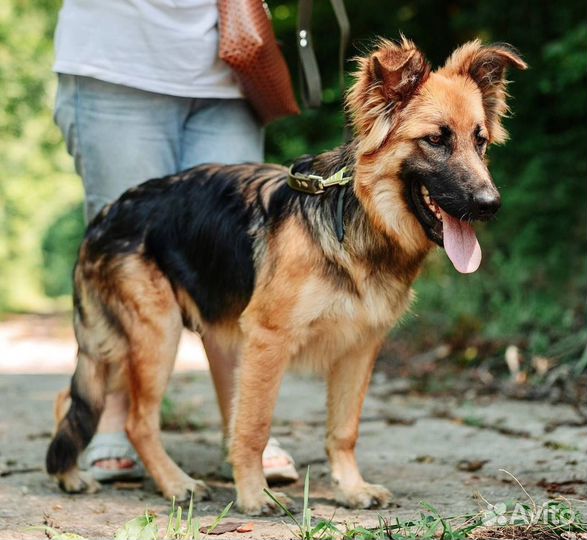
[80,432,144,482]
[82,432,297,484]
[79,391,144,482]
[219,437,299,485]
[262,437,299,484]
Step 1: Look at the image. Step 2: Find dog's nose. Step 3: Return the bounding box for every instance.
[473,189,501,219]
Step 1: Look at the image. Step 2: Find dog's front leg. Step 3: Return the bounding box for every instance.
[326,340,392,509]
[230,325,293,515]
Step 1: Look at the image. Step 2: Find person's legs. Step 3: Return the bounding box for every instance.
[55,74,190,474]
[179,98,264,167]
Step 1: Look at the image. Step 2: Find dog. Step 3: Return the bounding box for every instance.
[46,38,526,515]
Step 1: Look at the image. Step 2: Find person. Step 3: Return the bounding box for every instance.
[52,0,298,484]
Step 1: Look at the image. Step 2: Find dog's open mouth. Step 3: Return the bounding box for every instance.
[410,181,482,274]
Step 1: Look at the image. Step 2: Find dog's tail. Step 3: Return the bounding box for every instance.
[46,351,107,475]
[46,274,113,476]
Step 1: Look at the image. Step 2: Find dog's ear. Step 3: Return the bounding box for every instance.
[347,37,430,149]
[370,41,430,104]
[443,41,527,144]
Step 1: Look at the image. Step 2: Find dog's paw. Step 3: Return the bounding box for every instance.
[57,469,101,494]
[335,482,392,509]
[161,476,210,502]
[238,490,296,516]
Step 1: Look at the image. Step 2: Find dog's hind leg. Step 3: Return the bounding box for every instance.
[125,328,209,501]
[326,339,392,509]
[118,262,209,502]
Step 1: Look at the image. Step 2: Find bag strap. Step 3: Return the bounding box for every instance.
[329,0,350,101]
[330,0,351,140]
[297,0,350,110]
[297,0,322,108]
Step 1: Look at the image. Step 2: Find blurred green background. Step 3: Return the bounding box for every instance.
[0,1,585,370]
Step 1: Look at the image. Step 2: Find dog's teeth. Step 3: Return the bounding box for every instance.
[422,189,443,222]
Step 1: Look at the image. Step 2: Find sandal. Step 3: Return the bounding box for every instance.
[219,437,299,484]
[262,437,299,484]
[80,432,145,482]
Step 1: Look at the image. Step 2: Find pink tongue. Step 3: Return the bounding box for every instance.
[440,209,482,273]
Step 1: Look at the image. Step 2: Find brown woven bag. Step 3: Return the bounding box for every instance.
[218,0,300,125]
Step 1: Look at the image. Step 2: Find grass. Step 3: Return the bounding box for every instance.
[263,468,587,540]
[114,498,233,540]
[30,468,587,539]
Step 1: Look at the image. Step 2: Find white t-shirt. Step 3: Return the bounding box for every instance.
[53,0,243,98]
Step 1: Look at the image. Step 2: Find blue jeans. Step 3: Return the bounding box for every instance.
[55,74,264,220]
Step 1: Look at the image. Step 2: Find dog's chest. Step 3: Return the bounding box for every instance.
[290,274,413,370]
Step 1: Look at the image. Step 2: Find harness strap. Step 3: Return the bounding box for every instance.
[336,184,347,242]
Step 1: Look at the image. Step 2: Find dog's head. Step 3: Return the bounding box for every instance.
[348,38,527,273]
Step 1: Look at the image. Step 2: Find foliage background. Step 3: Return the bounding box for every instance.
[0,1,585,368]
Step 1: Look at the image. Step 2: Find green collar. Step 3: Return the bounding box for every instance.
[287,165,352,243]
[287,165,352,195]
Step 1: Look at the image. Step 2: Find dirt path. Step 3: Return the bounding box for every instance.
[1,367,586,539]
[0,314,207,374]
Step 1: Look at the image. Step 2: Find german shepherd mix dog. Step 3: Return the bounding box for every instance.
[47,38,526,515]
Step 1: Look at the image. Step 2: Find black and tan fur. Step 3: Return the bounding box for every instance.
[46,38,526,515]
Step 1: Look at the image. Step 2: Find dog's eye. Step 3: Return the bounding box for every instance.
[425,134,442,146]
[476,135,488,149]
